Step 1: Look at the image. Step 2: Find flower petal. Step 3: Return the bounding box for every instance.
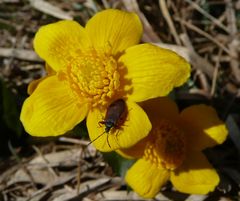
[28,64,56,95]
[20,76,89,136]
[170,152,220,194]
[34,20,91,71]
[116,135,149,159]
[45,63,56,75]
[180,105,228,151]
[27,77,46,95]
[117,97,180,159]
[125,159,170,198]
[86,100,151,152]
[141,97,179,125]
[119,44,191,102]
[85,9,142,55]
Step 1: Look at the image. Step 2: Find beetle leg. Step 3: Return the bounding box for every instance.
[106,134,111,148]
[98,121,105,128]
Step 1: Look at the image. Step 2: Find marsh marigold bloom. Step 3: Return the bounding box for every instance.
[20,9,190,152]
[119,97,228,198]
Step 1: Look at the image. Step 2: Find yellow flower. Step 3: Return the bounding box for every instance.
[20,9,190,152]
[119,97,228,198]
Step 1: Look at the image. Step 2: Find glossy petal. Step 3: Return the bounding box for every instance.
[180,105,228,151]
[141,97,179,126]
[28,64,56,95]
[171,152,220,194]
[45,63,56,75]
[117,97,180,159]
[27,77,46,95]
[20,76,89,136]
[116,135,149,159]
[34,20,91,71]
[85,9,142,55]
[86,100,151,152]
[119,44,191,102]
[125,159,170,198]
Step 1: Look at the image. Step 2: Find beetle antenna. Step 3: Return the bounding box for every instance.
[88,131,107,146]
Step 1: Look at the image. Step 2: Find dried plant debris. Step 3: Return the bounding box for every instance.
[0,143,223,201]
[0,0,240,200]
[0,142,118,201]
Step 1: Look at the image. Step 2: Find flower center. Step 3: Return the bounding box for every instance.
[61,49,121,107]
[143,119,186,170]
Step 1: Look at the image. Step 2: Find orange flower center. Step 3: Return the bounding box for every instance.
[143,119,185,170]
[60,49,121,107]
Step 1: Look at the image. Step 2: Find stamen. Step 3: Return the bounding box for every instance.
[143,120,186,170]
[60,48,121,107]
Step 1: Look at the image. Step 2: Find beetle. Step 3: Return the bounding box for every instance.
[90,99,127,148]
[99,99,127,133]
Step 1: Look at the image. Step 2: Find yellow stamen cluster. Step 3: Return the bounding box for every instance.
[62,49,120,107]
[143,142,163,169]
[143,120,186,170]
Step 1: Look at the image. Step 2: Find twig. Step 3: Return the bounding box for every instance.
[29,0,73,20]
[8,141,37,190]
[77,147,83,194]
[101,0,110,8]
[195,69,210,93]
[211,49,223,96]
[27,171,77,201]
[159,0,181,45]
[0,48,42,62]
[122,0,162,42]
[184,0,229,33]
[96,190,172,201]
[75,178,112,199]
[209,11,226,32]
[178,19,233,56]
[32,145,59,178]
[189,88,211,99]
[154,42,191,61]
[58,137,90,146]
[180,33,214,78]
[1,0,19,2]
[226,0,240,83]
